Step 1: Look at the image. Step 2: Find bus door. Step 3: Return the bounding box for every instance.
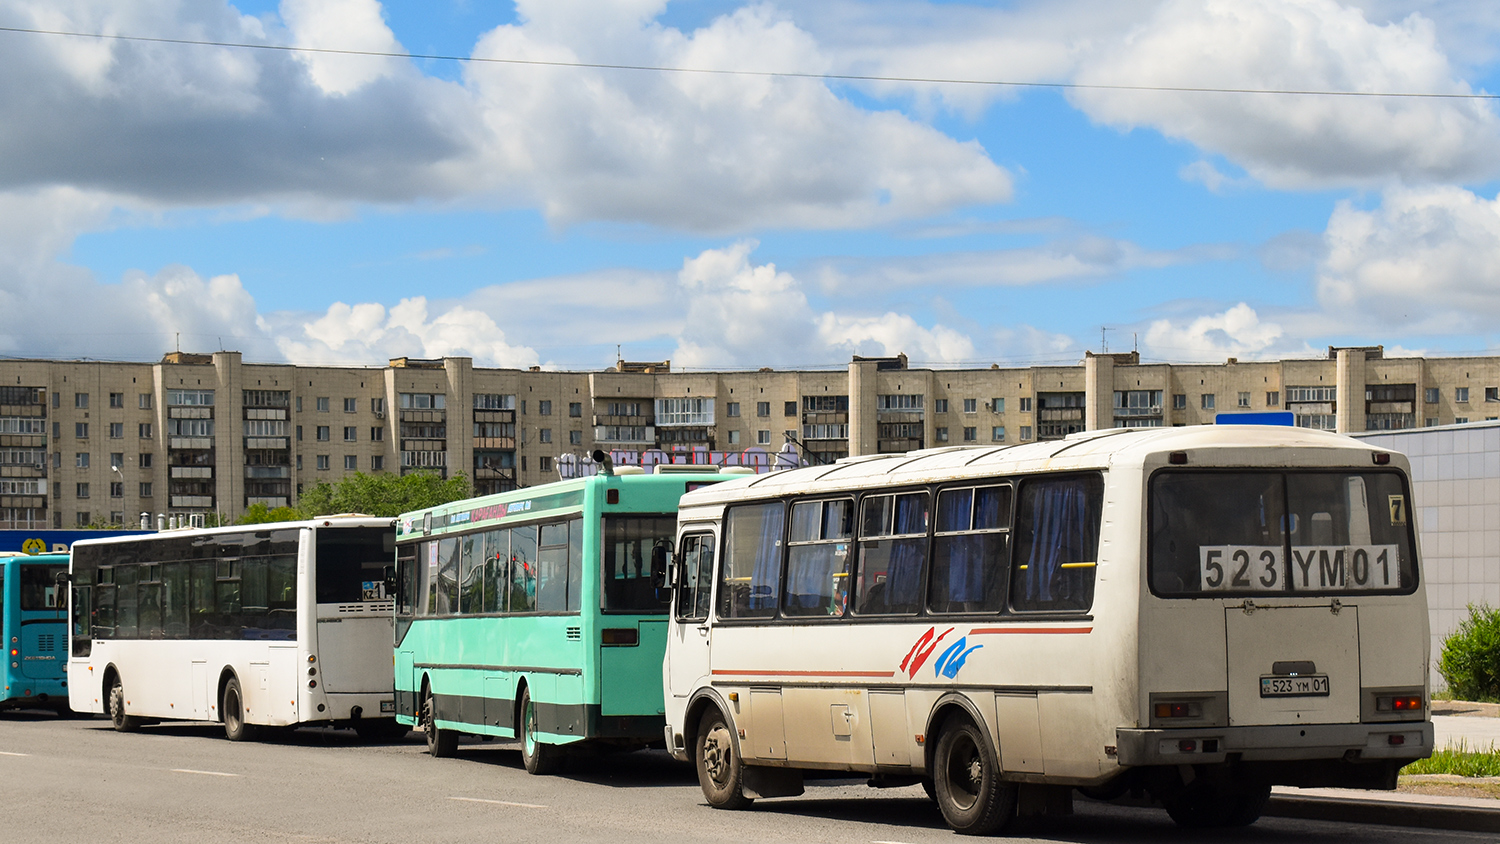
[666,532,716,703]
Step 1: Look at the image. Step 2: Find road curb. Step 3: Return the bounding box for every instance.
[1265,793,1500,833]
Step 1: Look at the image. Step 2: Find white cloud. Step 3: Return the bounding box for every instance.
[280,0,404,96]
[269,297,540,367]
[1142,302,1290,361]
[1070,0,1500,188]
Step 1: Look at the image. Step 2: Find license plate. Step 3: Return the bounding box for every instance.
[1260,674,1330,697]
[379,700,396,713]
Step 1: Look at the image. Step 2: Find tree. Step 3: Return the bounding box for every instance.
[295,471,473,518]
[236,503,301,525]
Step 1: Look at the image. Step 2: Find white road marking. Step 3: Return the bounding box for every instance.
[0,751,31,757]
[448,796,547,809]
[171,768,239,777]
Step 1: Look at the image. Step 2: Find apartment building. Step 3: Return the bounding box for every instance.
[3,345,1498,527]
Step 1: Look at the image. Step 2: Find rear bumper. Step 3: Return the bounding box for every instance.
[1116,721,1433,767]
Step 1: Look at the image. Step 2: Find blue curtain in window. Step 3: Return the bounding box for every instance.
[749,504,784,610]
[937,491,982,602]
[885,495,928,606]
[1021,478,1098,606]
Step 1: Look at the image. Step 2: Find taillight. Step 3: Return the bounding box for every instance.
[1154,701,1202,719]
[1377,695,1423,712]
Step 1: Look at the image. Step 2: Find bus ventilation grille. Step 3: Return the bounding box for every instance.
[36,634,55,652]
[336,601,395,614]
[567,627,581,641]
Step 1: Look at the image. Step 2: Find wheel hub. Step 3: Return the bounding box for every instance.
[703,728,731,782]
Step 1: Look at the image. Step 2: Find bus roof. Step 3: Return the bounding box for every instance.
[68,515,394,552]
[679,425,1401,505]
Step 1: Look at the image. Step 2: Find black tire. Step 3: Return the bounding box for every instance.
[355,719,411,742]
[1162,780,1271,828]
[932,716,1015,835]
[107,677,141,732]
[221,677,258,742]
[423,689,458,758]
[695,708,752,809]
[519,687,563,775]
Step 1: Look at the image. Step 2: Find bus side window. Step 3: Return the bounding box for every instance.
[1010,474,1102,613]
[675,533,710,622]
[719,502,782,619]
[854,491,929,615]
[783,499,853,617]
[930,485,1011,614]
[482,530,509,614]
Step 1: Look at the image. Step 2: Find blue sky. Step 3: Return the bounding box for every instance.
[6,0,1500,370]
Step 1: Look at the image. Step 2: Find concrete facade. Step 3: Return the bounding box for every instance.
[5,345,1500,528]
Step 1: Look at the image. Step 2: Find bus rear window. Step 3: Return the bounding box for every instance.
[316,527,396,604]
[1149,470,1418,597]
[602,515,676,613]
[20,564,65,610]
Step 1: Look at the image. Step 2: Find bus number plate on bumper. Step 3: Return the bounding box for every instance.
[1260,675,1330,697]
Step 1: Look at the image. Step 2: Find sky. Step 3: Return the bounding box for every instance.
[3,0,1500,372]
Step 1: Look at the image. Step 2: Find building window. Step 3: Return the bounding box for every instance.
[784,401,797,416]
[757,430,771,445]
[109,422,124,438]
[728,430,740,445]
[140,453,152,468]
[109,512,123,525]
[934,399,949,413]
[77,483,90,498]
[539,428,552,443]
[296,425,303,441]
[1455,417,1470,424]
[344,455,358,470]
[935,427,949,442]
[316,455,330,471]
[1426,417,1439,427]
[540,456,553,474]
[296,396,303,412]
[756,402,770,417]
[1201,394,1216,410]
[372,397,386,415]
[962,426,977,442]
[139,393,153,409]
[76,453,89,468]
[1487,388,1499,402]
[296,455,303,470]
[1425,388,1440,404]
[1019,426,1033,441]
[109,392,124,408]
[372,455,384,471]
[474,394,513,410]
[877,395,924,411]
[76,512,90,527]
[316,397,330,412]
[76,422,89,438]
[343,426,357,442]
[52,422,59,439]
[371,427,384,441]
[539,400,552,416]
[569,430,582,445]
[963,398,977,413]
[569,402,582,417]
[1237,392,1251,408]
[1266,391,1280,406]
[1456,387,1470,403]
[726,402,740,417]
[139,423,152,439]
[137,481,152,498]
[992,426,1006,442]
[110,482,123,498]
[1172,394,1187,410]
[75,392,88,409]
[316,426,330,441]
[110,453,123,469]
[344,398,357,413]
[1020,397,1033,412]
[991,398,1004,413]
[167,390,214,406]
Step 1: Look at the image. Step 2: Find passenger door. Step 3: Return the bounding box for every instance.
[666,531,715,705]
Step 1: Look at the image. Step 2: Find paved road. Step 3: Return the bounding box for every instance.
[1,711,1493,844]
[1434,714,1500,750]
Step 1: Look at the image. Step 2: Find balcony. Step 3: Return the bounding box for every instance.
[244,466,290,479]
[1038,407,1084,422]
[170,467,214,479]
[878,437,923,453]
[245,437,289,450]
[472,436,516,450]
[593,414,655,427]
[246,496,290,508]
[170,495,214,508]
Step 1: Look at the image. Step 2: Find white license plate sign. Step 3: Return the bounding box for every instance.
[1260,674,1330,697]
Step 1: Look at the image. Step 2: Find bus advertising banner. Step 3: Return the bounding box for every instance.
[0,529,154,556]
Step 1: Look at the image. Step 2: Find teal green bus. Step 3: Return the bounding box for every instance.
[393,463,744,772]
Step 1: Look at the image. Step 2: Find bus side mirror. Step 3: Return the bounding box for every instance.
[650,544,673,589]
[55,571,72,586]
[382,565,397,599]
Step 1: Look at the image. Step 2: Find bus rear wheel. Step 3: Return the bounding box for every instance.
[932,716,1015,835]
[695,708,751,810]
[107,677,141,732]
[423,689,457,758]
[221,677,258,742]
[519,688,563,775]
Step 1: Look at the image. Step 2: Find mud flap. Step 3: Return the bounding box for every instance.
[743,766,805,799]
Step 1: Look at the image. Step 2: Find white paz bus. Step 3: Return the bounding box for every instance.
[661,426,1432,834]
[67,517,407,741]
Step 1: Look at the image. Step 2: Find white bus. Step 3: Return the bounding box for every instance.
[66,517,407,741]
[660,426,1432,833]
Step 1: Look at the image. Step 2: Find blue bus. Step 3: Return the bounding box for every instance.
[1,553,69,714]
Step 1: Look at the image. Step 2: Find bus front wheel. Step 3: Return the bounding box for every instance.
[932,716,1015,835]
[107,677,141,732]
[423,689,458,758]
[695,708,751,810]
[221,677,258,742]
[519,688,563,775]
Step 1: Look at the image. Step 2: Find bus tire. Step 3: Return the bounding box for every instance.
[221,677,258,742]
[107,676,142,732]
[932,716,1014,835]
[423,689,458,758]
[355,719,410,742]
[519,687,563,775]
[1162,779,1270,828]
[695,708,752,810]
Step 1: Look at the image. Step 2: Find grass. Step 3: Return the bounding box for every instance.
[1401,741,1500,778]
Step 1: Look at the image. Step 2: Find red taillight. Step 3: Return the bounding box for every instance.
[1376,694,1423,712]
[1154,702,1200,719]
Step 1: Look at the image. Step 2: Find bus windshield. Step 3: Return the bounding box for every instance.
[1149,470,1418,596]
[316,527,396,603]
[601,514,676,613]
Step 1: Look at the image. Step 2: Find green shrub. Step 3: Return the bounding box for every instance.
[1438,604,1500,702]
